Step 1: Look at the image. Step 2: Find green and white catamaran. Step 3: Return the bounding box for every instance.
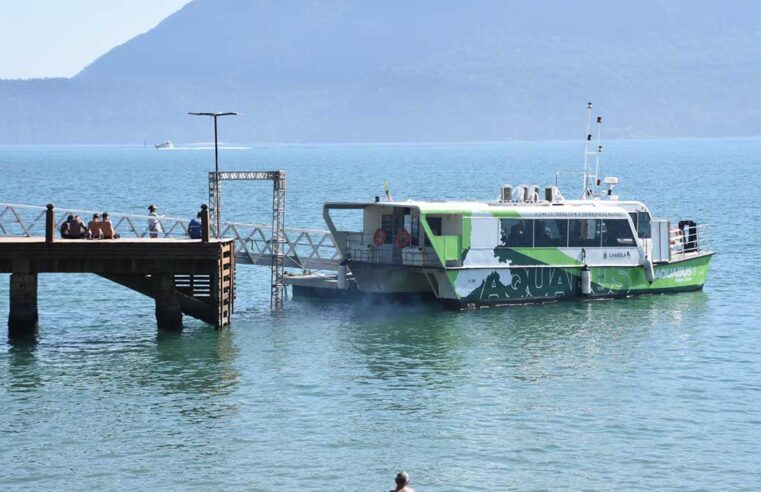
[323,107,712,308]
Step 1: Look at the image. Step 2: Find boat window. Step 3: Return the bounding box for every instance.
[629,211,652,239]
[637,211,651,239]
[330,208,363,232]
[381,214,394,244]
[500,219,534,247]
[404,211,420,247]
[426,217,442,236]
[534,219,568,247]
[568,219,602,247]
[424,216,442,247]
[601,219,636,247]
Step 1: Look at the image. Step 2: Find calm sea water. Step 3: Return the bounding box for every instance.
[1,139,760,491]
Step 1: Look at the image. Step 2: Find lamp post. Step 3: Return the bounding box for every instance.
[188,111,237,238]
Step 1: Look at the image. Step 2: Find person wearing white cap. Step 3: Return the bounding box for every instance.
[390,471,414,492]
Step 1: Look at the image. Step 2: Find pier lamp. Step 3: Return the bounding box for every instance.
[188,111,237,238]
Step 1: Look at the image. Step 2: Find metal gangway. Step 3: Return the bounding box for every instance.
[0,203,341,271]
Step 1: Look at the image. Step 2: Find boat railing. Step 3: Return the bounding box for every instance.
[669,222,710,258]
[344,231,439,267]
[401,247,443,267]
[346,232,396,264]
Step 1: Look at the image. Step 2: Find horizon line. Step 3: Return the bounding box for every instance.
[2,135,761,147]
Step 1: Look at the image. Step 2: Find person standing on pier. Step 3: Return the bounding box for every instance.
[148,204,162,238]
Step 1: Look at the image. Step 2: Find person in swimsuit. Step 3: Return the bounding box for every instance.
[88,213,101,239]
[100,212,118,239]
[390,471,414,492]
[68,215,87,239]
[59,214,73,238]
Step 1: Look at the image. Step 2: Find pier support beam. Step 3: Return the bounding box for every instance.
[153,274,183,331]
[8,273,39,337]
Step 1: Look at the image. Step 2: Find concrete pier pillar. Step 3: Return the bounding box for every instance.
[8,273,39,337]
[153,274,183,331]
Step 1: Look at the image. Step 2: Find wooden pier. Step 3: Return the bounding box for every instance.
[0,205,235,337]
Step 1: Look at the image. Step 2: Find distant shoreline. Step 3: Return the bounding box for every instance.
[2,136,761,148]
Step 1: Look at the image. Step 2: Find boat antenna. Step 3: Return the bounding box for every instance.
[581,103,603,199]
[593,114,603,194]
[582,102,593,198]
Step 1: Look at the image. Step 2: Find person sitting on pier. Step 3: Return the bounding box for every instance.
[187,211,203,239]
[88,213,101,239]
[100,212,118,239]
[68,215,87,239]
[59,214,74,238]
[148,204,162,238]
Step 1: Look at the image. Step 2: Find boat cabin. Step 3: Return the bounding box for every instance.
[324,199,657,269]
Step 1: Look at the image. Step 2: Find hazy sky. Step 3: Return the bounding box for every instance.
[0,0,191,79]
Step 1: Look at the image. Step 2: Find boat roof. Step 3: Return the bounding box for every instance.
[325,199,641,217]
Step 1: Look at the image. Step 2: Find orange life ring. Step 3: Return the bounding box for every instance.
[372,228,386,246]
[395,228,411,248]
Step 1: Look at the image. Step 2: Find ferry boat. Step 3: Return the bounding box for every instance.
[322,107,712,308]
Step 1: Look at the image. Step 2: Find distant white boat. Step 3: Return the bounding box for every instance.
[154,140,174,149]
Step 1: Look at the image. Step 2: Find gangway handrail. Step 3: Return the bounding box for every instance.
[0,202,341,270]
[0,202,193,222]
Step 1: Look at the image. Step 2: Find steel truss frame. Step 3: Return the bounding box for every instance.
[209,170,287,309]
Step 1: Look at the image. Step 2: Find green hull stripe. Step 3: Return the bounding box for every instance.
[447,255,711,301]
[591,255,711,294]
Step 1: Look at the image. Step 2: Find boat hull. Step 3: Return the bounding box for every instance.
[349,253,712,308]
[349,263,432,294]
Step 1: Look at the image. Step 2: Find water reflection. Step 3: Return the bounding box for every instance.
[338,291,711,392]
[4,335,42,393]
[150,326,241,421]
[343,301,467,389]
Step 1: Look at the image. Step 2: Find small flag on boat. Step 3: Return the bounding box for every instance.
[383,180,393,201]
